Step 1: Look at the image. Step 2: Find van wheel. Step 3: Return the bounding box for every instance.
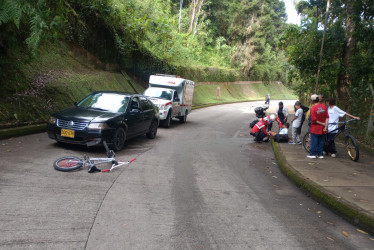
[162,112,171,128]
[112,127,126,151]
[179,110,188,123]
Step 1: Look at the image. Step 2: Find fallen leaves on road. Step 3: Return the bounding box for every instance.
[317,211,322,214]
[326,221,334,225]
[359,199,369,203]
[326,237,334,242]
[272,176,278,179]
[342,231,349,237]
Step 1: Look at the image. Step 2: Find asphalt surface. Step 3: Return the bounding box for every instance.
[0,101,373,249]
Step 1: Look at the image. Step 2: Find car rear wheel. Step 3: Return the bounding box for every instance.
[146,120,158,139]
[112,127,126,151]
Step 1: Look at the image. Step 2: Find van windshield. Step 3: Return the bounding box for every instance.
[144,88,172,100]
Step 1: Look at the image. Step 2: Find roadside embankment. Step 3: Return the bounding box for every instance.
[193,81,297,107]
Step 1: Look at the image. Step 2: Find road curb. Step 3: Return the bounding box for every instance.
[0,124,46,140]
[271,139,374,235]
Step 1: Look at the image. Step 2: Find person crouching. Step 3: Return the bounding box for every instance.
[250,117,270,142]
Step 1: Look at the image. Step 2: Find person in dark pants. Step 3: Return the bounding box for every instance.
[276,101,288,124]
[325,97,360,157]
[250,117,271,142]
[294,102,309,135]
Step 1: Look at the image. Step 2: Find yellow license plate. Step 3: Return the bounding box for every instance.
[61,129,75,138]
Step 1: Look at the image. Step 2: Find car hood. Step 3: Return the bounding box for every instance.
[148,98,171,105]
[53,107,121,123]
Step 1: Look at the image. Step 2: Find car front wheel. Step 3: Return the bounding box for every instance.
[112,127,126,151]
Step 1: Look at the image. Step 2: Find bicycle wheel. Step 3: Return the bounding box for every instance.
[303,132,311,153]
[54,157,83,171]
[345,135,359,161]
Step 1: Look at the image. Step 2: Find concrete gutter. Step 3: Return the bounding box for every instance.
[271,139,374,235]
[0,124,46,139]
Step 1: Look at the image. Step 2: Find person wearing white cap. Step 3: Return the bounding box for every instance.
[307,94,329,159]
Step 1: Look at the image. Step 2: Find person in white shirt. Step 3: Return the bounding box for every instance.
[326,97,360,157]
[289,101,303,144]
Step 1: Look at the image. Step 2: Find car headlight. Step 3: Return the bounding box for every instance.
[159,105,166,110]
[88,122,110,130]
[48,116,57,124]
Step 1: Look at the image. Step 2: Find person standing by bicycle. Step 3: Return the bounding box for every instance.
[325,97,360,157]
[307,94,329,159]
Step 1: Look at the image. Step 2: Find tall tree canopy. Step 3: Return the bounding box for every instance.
[280,0,374,141]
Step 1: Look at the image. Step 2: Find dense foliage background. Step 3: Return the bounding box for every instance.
[0,0,373,146]
[280,0,374,146]
[0,0,288,81]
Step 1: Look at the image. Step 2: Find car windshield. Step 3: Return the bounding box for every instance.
[77,93,130,112]
[144,88,172,100]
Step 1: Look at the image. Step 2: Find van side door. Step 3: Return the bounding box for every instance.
[172,90,180,117]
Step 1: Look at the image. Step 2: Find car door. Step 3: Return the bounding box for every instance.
[126,97,142,136]
[139,97,154,132]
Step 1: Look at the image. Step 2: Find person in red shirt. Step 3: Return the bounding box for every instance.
[250,117,271,142]
[308,94,329,159]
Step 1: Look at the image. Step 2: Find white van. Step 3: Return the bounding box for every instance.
[144,74,194,128]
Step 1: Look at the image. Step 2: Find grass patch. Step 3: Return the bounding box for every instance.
[193,82,297,106]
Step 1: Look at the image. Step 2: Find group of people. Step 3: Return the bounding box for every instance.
[250,95,360,159]
[306,94,360,159]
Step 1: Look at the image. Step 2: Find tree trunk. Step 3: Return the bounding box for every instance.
[178,0,183,32]
[315,0,330,93]
[337,1,356,110]
[193,0,204,34]
[188,0,197,33]
[367,83,374,136]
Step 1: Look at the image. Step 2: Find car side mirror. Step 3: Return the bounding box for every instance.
[174,97,180,102]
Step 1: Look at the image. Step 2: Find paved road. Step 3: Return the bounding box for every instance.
[0,101,373,249]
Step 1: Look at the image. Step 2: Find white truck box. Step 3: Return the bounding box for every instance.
[144,74,194,128]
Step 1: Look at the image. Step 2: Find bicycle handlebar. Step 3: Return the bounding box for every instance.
[330,119,358,125]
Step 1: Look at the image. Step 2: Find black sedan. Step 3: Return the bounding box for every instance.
[47,91,159,151]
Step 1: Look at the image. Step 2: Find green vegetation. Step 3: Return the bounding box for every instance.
[0,45,144,126]
[0,0,290,126]
[280,0,374,147]
[193,83,297,106]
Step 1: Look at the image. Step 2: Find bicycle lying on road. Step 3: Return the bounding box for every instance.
[53,141,136,172]
[302,119,359,161]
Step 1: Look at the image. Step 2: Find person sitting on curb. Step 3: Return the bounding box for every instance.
[250,117,271,142]
[269,123,289,143]
[325,97,360,158]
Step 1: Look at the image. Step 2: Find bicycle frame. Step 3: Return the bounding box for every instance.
[328,119,355,141]
[82,153,136,172]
